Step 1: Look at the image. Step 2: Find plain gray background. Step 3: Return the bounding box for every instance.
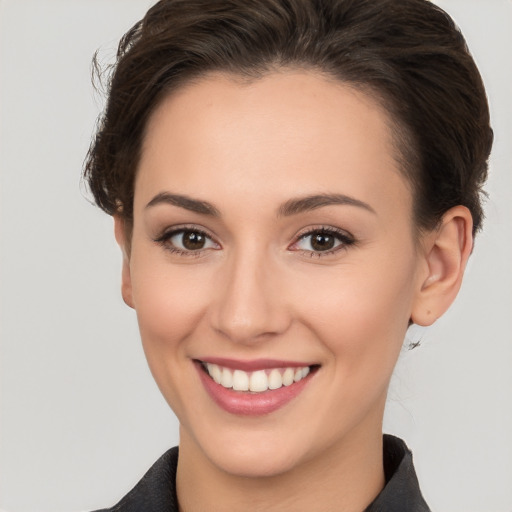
[0,1,511,511]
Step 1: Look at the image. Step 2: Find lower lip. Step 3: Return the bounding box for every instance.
[196,363,316,416]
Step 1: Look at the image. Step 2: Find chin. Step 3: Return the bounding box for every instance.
[205,441,305,478]
[179,417,315,479]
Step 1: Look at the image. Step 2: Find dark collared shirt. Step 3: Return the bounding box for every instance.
[94,435,430,511]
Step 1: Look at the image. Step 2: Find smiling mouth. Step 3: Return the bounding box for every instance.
[198,361,320,393]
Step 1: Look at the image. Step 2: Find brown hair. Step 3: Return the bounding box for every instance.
[84,0,493,236]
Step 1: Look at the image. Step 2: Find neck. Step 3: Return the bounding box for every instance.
[176,423,385,512]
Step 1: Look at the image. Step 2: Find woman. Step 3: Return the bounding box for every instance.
[84,0,492,510]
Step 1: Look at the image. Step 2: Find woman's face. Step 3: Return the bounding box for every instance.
[121,71,428,477]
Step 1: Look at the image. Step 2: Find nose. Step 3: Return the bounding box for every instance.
[210,248,291,345]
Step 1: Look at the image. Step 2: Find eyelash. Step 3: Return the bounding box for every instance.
[153,225,356,258]
[154,225,219,258]
[291,226,356,258]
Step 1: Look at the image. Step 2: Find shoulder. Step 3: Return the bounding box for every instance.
[92,447,179,512]
[365,435,431,512]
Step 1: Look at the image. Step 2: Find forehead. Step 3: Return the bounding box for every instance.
[136,70,410,216]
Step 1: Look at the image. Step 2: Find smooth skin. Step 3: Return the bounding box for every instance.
[114,71,473,512]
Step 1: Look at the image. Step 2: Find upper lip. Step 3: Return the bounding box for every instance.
[196,357,316,372]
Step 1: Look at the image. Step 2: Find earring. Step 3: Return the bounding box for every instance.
[405,323,428,350]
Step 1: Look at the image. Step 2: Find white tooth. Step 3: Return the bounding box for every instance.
[294,368,303,382]
[207,363,222,384]
[213,364,223,384]
[301,366,310,378]
[282,367,294,386]
[249,370,269,392]
[220,367,233,388]
[232,369,249,391]
[268,369,283,390]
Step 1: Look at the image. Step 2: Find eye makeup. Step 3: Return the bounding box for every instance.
[289,225,356,258]
[153,224,221,257]
[152,222,356,260]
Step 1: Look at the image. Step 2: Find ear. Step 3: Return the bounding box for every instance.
[411,206,473,326]
[114,215,134,309]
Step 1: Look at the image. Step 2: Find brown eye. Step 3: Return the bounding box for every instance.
[292,228,355,255]
[159,228,219,253]
[310,233,336,251]
[181,231,206,250]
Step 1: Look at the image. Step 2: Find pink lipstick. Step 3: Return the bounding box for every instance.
[195,359,318,416]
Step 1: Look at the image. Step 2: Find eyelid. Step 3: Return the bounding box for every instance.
[152,223,355,258]
[154,223,217,241]
[289,225,356,255]
[153,224,221,255]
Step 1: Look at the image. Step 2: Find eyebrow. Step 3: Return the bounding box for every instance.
[145,192,220,216]
[145,191,375,217]
[278,193,376,216]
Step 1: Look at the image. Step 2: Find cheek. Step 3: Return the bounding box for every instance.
[128,251,218,415]
[293,250,418,372]
[128,249,214,363]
